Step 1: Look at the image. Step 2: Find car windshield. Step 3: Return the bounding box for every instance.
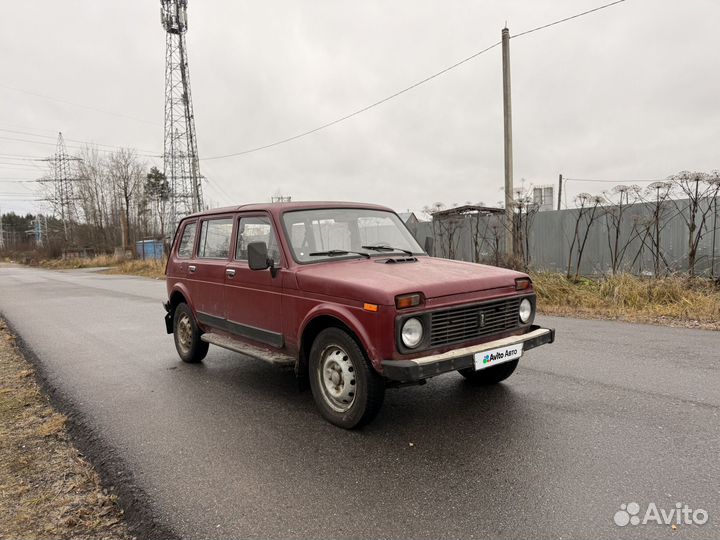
[282,208,424,263]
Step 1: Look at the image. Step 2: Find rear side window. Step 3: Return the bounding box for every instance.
[177,222,196,259]
[198,218,233,259]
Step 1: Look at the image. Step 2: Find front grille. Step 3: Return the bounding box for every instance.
[429,297,522,347]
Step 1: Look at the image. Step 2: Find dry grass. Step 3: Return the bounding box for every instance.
[38,255,166,280]
[103,258,166,279]
[0,320,129,540]
[532,272,720,330]
[38,255,119,270]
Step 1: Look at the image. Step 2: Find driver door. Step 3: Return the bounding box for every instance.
[224,213,284,348]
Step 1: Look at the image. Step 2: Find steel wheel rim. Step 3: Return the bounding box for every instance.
[318,345,357,413]
[177,313,193,354]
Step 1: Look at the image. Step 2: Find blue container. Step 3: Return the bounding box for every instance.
[135,239,165,260]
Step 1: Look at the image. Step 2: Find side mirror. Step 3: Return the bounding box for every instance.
[247,242,270,271]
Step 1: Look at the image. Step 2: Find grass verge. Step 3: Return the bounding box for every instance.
[0,319,129,540]
[38,256,166,279]
[532,272,720,330]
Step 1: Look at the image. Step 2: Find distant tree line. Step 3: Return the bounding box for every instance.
[1,147,173,257]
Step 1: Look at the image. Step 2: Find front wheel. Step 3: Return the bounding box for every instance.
[173,302,209,363]
[309,328,385,429]
[458,359,519,385]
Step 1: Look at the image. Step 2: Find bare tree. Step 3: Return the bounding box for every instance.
[434,215,462,259]
[470,210,493,263]
[635,181,673,276]
[669,171,720,276]
[76,147,114,249]
[709,171,720,278]
[422,202,445,220]
[602,185,641,274]
[510,190,540,270]
[108,149,145,251]
[567,193,605,279]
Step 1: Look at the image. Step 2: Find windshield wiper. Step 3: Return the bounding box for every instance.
[361,245,414,256]
[309,249,371,259]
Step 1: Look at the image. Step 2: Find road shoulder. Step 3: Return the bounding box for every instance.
[0,317,177,540]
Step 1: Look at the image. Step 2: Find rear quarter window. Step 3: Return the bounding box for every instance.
[198,218,233,259]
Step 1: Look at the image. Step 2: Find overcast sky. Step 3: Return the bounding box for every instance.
[1,0,718,217]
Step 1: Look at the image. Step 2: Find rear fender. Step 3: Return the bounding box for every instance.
[165,283,195,334]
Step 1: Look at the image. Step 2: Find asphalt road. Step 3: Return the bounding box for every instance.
[1,264,718,539]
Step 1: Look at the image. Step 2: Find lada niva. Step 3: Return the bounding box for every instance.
[164,202,554,428]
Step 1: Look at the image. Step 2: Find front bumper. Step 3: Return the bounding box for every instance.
[381,325,554,382]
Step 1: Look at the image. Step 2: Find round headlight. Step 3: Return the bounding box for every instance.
[401,318,423,348]
[519,298,532,323]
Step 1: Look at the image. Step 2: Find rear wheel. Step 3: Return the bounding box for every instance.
[309,328,385,429]
[458,359,519,385]
[173,302,209,363]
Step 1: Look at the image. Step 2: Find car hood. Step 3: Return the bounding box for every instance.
[294,256,527,305]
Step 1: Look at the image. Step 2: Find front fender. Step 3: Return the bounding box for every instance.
[298,303,382,370]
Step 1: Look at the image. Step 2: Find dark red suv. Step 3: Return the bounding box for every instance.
[164,202,554,428]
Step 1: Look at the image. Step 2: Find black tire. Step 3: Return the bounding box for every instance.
[173,302,209,363]
[458,359,519,385]
[308,327,385,429]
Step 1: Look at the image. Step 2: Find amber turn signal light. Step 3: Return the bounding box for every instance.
[515,278,531,291]
[395,293,422,309]
[363,303,379,312]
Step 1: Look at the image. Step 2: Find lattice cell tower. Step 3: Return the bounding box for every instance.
[161,0,204,228]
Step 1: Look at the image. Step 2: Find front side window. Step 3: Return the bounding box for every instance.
[282,208,424,263]
[236,216,282,262]
[198,218,233,259]
[177,221,196,258]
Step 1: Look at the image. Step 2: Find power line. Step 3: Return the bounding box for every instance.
[0,153,44,161]
[0,161,43,168]
[203,174,235,205]
[202,0,626,161]
[0,168,43,175]
[510,0,626,39]
[202,41,502,160]
[0,83,160,127]
[0,128,161,155]
[565,178,664,184]
[0,152,48,160]
[0,135,160,159]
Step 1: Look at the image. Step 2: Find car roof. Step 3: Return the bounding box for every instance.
[184,201,395,219]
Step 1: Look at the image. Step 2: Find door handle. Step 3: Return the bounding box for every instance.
[188,265,197,273]
[226,268,236,278]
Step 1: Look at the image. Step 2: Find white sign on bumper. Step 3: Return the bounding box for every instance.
[473,342,524,371]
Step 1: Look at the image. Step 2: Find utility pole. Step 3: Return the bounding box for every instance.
[0,207,4,250]
[557,174,563,210]
[501,27,514,257]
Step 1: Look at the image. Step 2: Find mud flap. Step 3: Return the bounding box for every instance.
[163,302,173,334]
